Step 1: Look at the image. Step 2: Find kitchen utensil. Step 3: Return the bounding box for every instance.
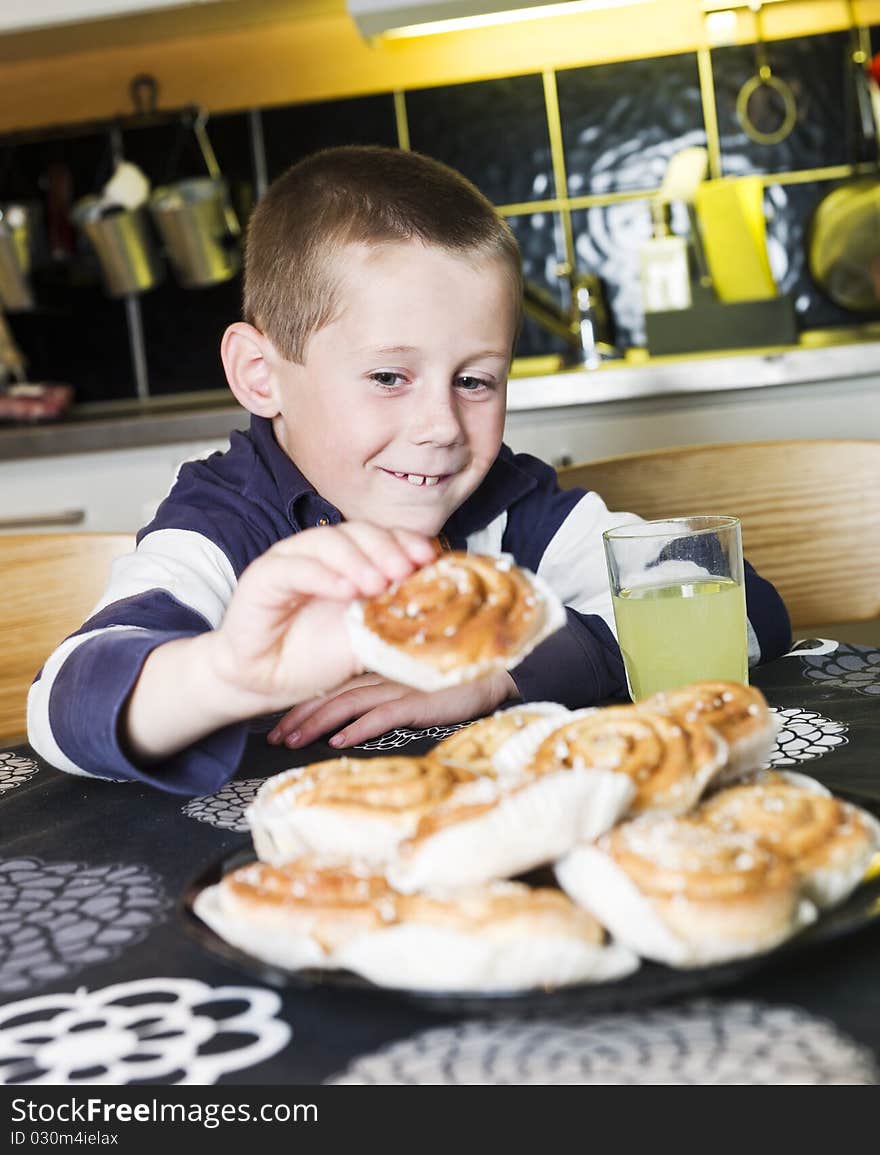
[808,14,880,312]
[71,195,164,297]
[150,176,240,287]
[694,176,777,302]
[735,0,797,146]
[149,110,241,288]
[0,203,34,311]
[100,160,151,212]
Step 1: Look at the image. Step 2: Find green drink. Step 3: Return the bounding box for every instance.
[612,578,748,700]
[603,516,748,701]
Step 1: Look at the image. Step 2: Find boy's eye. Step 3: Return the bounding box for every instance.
[456,376,491,392]
[370,371,405,388]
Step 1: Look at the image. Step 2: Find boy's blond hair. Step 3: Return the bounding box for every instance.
[243,145,522,362]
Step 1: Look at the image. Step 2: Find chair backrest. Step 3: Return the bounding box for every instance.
[0,533,134,745]
[556,439,880,630]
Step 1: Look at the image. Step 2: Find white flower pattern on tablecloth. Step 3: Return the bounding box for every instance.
[0,978,290,1085]
[0,752,39,795]
[182,778,263,832]
[0,859,166,994]
[766,708,849,767]
[800,647,880,696]
[326,1000,878,1085]
[353,723,468,751]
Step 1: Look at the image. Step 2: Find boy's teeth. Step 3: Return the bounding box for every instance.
[391,470,442,486]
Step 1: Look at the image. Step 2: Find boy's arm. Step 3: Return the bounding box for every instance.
[29,524,436,795]
[27,528,253,796]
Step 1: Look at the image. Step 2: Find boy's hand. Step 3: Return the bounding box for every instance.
[267,668,520,749]
[209,522,438,714]
[122,522,438,765]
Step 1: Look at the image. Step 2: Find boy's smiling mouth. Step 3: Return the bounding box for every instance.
[381,469,452,488]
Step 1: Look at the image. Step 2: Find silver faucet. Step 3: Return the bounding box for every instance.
[522,266,617,369]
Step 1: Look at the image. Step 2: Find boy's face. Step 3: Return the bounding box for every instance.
[271,240,517,537]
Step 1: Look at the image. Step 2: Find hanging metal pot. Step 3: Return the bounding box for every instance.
[148,111,241,288]
[149,176,240,288]
[807,14,880,312]
[71,196,164,297]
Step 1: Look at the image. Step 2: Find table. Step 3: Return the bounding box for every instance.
[1,640,879,1086]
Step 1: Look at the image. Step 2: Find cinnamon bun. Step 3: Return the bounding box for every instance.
[195,861,638,991]
[346,551,566,691]
[336,880,639,991]
[699,772,880,908]
[193,857,396,971]
[640,681,779,781]
[428,701,570,778]
[387,762,634,893]
[556,813,815,967]
[528,704,728,815]
[247,756,469,867]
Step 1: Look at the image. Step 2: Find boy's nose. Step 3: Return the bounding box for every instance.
[409,389,464,446]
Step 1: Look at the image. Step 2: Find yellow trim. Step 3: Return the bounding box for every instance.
[496,165,870,221]
[765,163,876,185]
[393,90,411,150]
[542,70,576,279]
[697,46,723,181]
[498,199,566,214]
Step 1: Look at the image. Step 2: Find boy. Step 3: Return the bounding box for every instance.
[28,146,791,795]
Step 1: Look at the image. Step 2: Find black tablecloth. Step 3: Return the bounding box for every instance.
[2,640,879,1085]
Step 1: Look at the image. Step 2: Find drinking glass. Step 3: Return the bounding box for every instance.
[602,515,748,700]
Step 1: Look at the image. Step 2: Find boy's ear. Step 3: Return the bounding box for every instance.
[221,322,282,417]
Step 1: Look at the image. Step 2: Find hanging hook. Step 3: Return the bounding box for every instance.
[735,0,798,146]
[129,74,159,117]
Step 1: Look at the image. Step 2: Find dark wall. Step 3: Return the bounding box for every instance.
[1,30,874,405]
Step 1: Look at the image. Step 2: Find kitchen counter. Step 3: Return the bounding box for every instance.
[2,338,880,463]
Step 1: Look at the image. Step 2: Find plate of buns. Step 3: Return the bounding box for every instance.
[181,552,880,1012]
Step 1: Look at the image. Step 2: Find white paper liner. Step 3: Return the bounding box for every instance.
[345,559,567,692]
[246,766,422,867]
[714,709,784,784]
[387,768,635,894]
[555,843,817,969]
[193,883,331,971]
[492,706,594,778]
[334,922,639,992]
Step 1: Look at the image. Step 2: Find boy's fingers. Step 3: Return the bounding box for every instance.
[270,525,403,597]
[268,675,387,740]
[330,694,435,748]
[389,526,441,564]
[282,682,408,748]
[333,522,433,585]
[241,553,357,605]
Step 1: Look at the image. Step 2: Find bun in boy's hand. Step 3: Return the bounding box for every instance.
[345,551,565,692]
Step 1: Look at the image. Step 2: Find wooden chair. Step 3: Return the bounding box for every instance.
[0,533,134,745]
[557,439,880,630]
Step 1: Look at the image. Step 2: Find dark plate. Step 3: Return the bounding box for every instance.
[179,830,880,1016]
